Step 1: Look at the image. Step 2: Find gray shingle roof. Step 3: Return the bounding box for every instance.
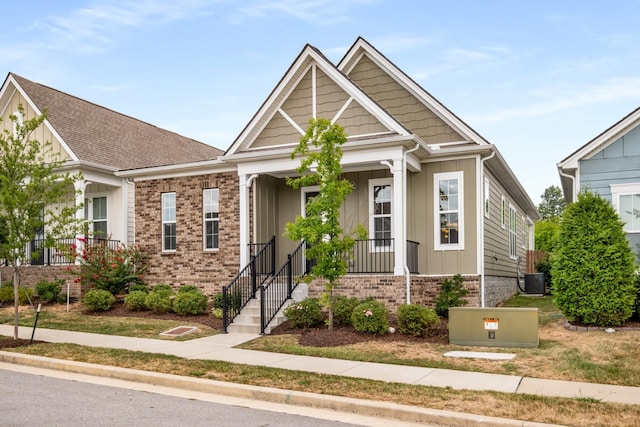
[10,73,222,170]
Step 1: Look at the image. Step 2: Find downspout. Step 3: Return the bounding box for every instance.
[557,168,576,203]
[403,143,420,305]
[480,150,496,308]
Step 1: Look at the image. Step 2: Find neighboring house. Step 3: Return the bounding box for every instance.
[0,72,222,293]
[557,106,640,259]
[119,37,539,314]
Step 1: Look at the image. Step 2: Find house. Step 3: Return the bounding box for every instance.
[118,37,539,329]
[557,106,640,259]
[0,72,222,293]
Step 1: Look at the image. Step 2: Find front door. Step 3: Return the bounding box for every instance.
[302,188,319,273]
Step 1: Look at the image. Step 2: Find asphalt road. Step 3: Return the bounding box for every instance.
[0,363,424,427]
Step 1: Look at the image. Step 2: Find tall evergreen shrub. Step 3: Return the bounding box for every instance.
[551,191,637,326]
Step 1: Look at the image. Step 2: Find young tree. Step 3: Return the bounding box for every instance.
[285,118,362,330]
[0,106,82,339]
[552,191,637,326]
[538,185,567,220]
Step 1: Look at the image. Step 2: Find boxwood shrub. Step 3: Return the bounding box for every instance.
[284,298,323,329]
[351,300,389,335]
[83,289,116,312]
[397,304,439,337]
[173,289,208,315]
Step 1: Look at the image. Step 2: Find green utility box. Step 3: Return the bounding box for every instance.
[449,307,539,348]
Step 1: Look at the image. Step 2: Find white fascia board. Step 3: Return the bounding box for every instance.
[559,107,640,170]
[5,75,80,162]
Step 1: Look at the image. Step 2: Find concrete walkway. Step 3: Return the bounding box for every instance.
[1,325,639,425]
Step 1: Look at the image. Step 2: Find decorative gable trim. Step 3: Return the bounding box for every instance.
[224,44,408,157]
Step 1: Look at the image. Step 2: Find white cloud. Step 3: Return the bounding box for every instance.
[232,0,375,25]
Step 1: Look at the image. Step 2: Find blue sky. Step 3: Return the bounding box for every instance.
[2,0,640,205]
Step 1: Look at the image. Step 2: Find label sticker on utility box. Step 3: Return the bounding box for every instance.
[483,317,499,330]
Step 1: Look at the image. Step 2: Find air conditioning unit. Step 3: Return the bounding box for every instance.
[524,273,545,294]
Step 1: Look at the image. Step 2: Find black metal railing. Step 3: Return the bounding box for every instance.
[222,236,275,333]
[24,237,121,266]
[347,238,419,274]
[259,241,307,334]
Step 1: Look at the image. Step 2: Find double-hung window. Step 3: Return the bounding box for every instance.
[434,171,464,250]
[84,196,108,238]
[162,192,176,251]
[509,204,517,259]
[369,178,392,250]
[203,188,219,250]
[611,183,640,233]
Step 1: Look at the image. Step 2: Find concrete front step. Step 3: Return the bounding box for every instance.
[227,284,307,334]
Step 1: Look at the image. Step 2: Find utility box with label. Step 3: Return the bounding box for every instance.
[449,307,539,348]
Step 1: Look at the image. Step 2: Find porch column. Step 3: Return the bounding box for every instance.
[239,173,258,267]
[73,181,87,265]
[392,159,405,275]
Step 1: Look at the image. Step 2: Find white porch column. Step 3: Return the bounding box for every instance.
[74,181,87,265]
[392,158,405,275]
[239,174,258,267]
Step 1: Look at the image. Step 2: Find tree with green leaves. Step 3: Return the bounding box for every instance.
[538,185,567,220]
[285,118,363,330]
[552,191,637,326]
[0,106,83,339]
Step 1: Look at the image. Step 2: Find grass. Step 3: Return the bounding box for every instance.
[1,295,639,426]
[0,303,217,340]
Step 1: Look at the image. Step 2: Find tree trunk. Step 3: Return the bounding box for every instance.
[13,269,19,340]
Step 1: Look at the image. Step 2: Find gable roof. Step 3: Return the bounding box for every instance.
[224,43,410,157]
[557,105,640,202]
[2,73,222,171]
[338,37,489,147]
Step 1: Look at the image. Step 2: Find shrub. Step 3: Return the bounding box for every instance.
[0,285,34,305]
[351,300,389,335]
[145,288,174,314]
[178,285,200,294]
[635,273,640,320]
[212,292,224,309]
[35,279,64,303]
[83,289,116,312]
[123,290,148,311]
[552,191,637,326]
[65,239,148,296]
[535,257,553,289]
[435,274,468,317]
[397,304,439,337]
[173,290,208,315]
[284,298,323,329]
[128,283,149,294]
[151,284,173,294]
[332,295,360,326]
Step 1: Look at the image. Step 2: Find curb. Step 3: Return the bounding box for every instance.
[0,351,563,427]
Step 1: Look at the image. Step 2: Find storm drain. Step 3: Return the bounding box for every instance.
[160,326,198,337]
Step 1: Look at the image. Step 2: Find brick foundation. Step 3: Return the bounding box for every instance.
[305,274,481,313]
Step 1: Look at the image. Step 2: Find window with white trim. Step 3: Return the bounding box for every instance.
[434,171,464,250]
[509,204,517,259]
[369,178,392,250]
[203,188,219,250]
[521,215,526,248]
[162,192,176,251]
[611,183,640,233]
[501,195,506,229]
[84,196,108,237]
[484,177,490,218]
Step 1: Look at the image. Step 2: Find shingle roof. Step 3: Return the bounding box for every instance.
[10,73,222,170]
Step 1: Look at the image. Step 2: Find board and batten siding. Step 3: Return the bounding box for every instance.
[409,157,478,275]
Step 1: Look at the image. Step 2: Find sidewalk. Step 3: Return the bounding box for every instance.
[1,325,639,424]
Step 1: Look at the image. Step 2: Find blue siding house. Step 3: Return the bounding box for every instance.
[557,106,640,258]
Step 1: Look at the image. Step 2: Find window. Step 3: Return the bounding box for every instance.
[369,178,392,250]
[521,215,527,248]
[611,183,640,233]
[434,171,464,250]
[509,204,517,259]
[484,177,490,218]
[84,196,108,237]
[162,192,176,251]
[203,188,219,250]
[501,195,506,229]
